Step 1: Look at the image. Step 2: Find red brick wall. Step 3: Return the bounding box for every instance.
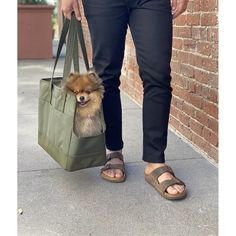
[80,0,218,162]
[169,0,218,162]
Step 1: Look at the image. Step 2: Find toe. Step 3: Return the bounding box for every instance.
[174,184,185,193]
[109,169,116,177]
[104,170,114,178]
[166,186,178,195]
[114,169,123,178]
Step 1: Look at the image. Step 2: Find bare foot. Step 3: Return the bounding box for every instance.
[144,163,185,195]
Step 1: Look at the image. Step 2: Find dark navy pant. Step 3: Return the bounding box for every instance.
[82,0,173,163]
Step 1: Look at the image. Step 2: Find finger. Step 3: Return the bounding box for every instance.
[172,1,188,19]
[73,2,82,21]
[171,0,177,12]
[65,12,72,20]
[62,8,73,20]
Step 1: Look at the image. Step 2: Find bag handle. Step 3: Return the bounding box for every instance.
[51,13,90,83]
[76,20,90,71]
[62,15,78,81]
[51,17,70,80]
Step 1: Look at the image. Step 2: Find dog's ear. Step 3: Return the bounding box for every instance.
[64,73,77,92]
[88,71,103,85]
[66,73,77,83]
[88,71,97,79]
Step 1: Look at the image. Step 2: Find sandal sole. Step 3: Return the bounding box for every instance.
[145,175,187,200]
[101,173,126,183]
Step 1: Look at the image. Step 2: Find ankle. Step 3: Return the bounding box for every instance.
[146,162,166,168]
[145,163,166,174]
[106,149,123,155]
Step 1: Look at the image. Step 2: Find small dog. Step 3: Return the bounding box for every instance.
[64,71,105,137]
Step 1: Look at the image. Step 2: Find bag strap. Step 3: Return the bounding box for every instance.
[51,13,89,83]
[51,17,70,80]
[62,15,78,81]
[76,20,90,71]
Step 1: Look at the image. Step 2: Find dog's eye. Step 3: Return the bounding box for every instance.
[73,90,79,94]
[86,90,92,94]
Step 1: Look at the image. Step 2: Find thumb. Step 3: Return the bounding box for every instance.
[73,2,81,21]
[171,0,177,11]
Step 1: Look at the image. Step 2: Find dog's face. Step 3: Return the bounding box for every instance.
[64,72,104,108]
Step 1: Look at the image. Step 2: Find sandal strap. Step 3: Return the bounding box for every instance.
[149,165,174,179]
[106,152,124,162]
[100,163,125,174]
[159,177,185,193]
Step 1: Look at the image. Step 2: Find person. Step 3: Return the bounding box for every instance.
[61,0,189,200]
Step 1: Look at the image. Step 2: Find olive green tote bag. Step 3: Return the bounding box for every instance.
[38,15,106,171]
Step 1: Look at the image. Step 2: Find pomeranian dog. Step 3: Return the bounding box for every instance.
[64,71,105,137]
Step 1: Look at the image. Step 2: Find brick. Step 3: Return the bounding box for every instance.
[188,0,201,12]
[192,70,217,89]
[202,99,218,119]
[178,111,190,127]
[197,42,212,56]
[174,15,187,26]
[202,58,218,73]
[189,54,203,68]
[191,132,207,151]
[201,13,218,26]
[191,28,201,40]
[174,27,192,38]
[189,93,203,108]
[180,64,195,78]
[207,144,218,162]
[182,102,195,117]
[169,115,180,130]
[183,39,197,51]
[193,0,201,12]
[170,105,179,118]
[202,126,218,146]
[189,118,204,136]
[208,117,218,133]
[186,14,200,26]
[172,74,188,89]
[188,80,196,93]
[173,85,190,101]
[194,109,209,126]
[208,88,218,103]
[176,51,189,64]
[173,38,183,50]
[194,84,213,101]
[200,0,218,12]
[211,43,218,59]
[208,73,218,89]
[178,124,192,141]
[171,61,181,74]
[171,96,184,110]
[200,27,208,41]
[171,49,178,60]
[207,28,218,42]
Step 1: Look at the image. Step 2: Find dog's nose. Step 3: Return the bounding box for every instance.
[80,96,85,101]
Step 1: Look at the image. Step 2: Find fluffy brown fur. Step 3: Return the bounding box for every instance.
[64,71,105,137]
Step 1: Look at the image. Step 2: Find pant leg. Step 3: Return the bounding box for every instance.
[82,0,129,151]
[128,0,173,163]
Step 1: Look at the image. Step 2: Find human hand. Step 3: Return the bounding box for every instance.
[171,0,189,19]
[61,0,81,21]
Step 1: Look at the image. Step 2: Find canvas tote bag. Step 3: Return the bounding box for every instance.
[38,14,107,171]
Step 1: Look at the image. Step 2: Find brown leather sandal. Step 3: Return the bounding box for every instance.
[144,165,187,200]
[100,152,126,183]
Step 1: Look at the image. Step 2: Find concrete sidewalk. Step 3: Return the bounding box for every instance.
[18,59,218,236]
